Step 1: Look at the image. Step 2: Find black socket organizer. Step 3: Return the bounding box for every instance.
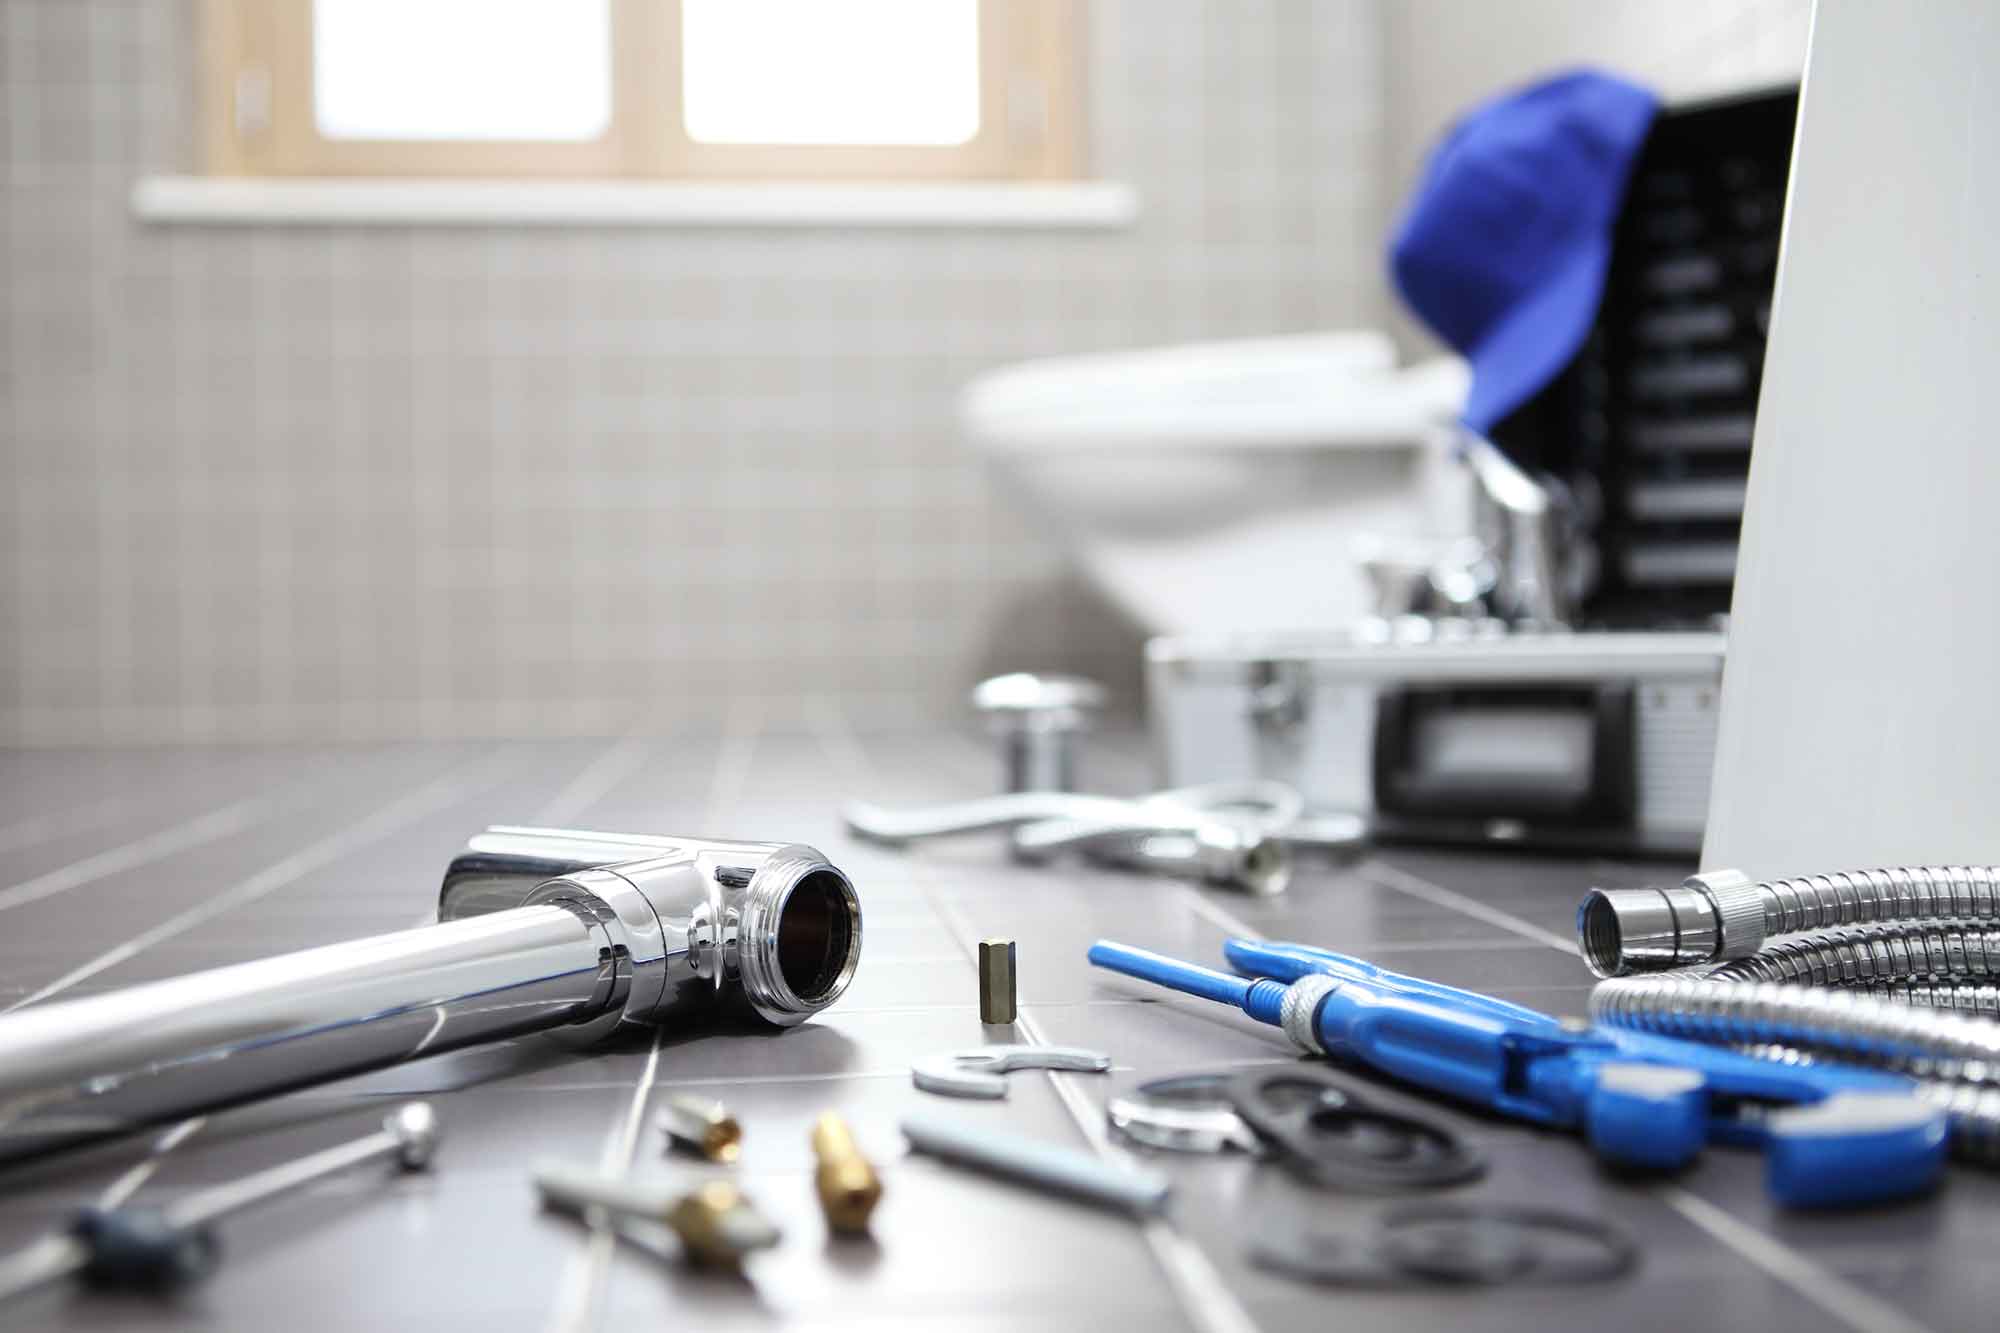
[1493,87,1800,627]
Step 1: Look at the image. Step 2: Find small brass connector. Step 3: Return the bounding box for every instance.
[657,1093,742,1163]
[810,1112,882,1234]
[663,1180,781,1268]
[979,938,1018,1024]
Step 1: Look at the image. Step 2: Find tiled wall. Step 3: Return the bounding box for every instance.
[1,0,1388,743]
[1,0,1813,745]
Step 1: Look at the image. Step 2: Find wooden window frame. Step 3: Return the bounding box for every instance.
[201,0,1082,181]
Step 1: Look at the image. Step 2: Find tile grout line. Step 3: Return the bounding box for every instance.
[807,700,1261,1333]
[1356,858,1936,1333]
[546,1029,666,1333]
[533,735,658,829]
[1355,858,1580,955]
[0,794,276,915]
[4,747,522,1014]
[550,711,758,1333]
[1657,1188,1932,1333]
[5,744,543,1257]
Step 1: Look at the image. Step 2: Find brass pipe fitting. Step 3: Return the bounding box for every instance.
[810,1112,882,1234]
[657,1093,742,1163]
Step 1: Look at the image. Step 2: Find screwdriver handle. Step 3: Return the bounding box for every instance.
[533,1162,674,1224]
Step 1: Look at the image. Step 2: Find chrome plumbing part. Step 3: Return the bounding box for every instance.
[972,671,1107,794]
[535,1164,781,1269]
[0,826,861,1163]
[0,1102,439,1302]
[1578,864,2000,978]
[902,1113,1172,1216]
[843,781,1299,895]
[1578,865,2000,1163]
[911,1045,1112,1099]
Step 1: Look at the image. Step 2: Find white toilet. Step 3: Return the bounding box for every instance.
[961,332,1473,635]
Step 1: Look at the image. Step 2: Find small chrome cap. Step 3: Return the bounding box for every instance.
[1577,885,1720,978]
[385,1101,441,1170]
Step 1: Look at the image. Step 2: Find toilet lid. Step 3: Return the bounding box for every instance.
[959,332,1468,453]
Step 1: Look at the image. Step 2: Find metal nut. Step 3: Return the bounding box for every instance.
[979,938,1018,1024]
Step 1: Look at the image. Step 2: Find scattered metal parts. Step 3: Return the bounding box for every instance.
[911,1045,1112,1100]
[0,1102,439,1303]
[1249,1203,1639,1288]
[657,1093,743,1163]
[843,783,1297,895]
[979,938,1018,1024]
[0,827,860,1165]
[810,1112,882,1235]
[902,1114,1171,1216]
[535,1164,779,1269]
[1226,1067,1485,1191]
[1107,1073,1263,1155]
[971,672,1107,793]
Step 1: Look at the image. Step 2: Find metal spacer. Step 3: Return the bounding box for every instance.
[1690,868,1767,961]
[1280,974,1340,1055]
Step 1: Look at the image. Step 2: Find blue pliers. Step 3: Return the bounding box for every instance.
[1088,936,1949,1208]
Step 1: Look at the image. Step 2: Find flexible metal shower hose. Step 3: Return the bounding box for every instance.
[1745,866,2000,937]
[1587,868,2000,1163]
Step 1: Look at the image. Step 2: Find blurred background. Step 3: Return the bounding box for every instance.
[1,0,1808,745]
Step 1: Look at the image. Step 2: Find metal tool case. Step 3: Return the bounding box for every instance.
[1147,623,1724,854]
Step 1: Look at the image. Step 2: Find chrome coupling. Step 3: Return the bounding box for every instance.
[1578,867,1765,978]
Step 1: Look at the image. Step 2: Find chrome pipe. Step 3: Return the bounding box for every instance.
[0,828,861,1164]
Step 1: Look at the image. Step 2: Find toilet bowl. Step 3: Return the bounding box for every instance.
[961,332,1472,635]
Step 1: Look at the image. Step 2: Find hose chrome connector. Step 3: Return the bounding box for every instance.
[1575,865,2000,978]
[1577,881,1723,978]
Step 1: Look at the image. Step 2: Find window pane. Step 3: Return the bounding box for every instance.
[682,0,979,146]
[314,0,611,141]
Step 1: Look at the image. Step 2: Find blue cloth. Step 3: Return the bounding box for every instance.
[1391,70,1659,433]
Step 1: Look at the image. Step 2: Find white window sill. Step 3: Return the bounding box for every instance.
[129,176,1139,229]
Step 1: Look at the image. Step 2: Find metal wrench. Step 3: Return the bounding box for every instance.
[911,1045,1112,1099]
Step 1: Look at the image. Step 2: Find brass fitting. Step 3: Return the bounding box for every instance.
[657,1093,742,1163]
[664,1181,781,1268]
[810,1112,882,1234]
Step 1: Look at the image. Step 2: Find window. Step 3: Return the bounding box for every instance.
[200,0,1083,180]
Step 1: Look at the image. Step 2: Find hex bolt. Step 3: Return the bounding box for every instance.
[979,938,1018,1025]
[971,673,1107,794]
